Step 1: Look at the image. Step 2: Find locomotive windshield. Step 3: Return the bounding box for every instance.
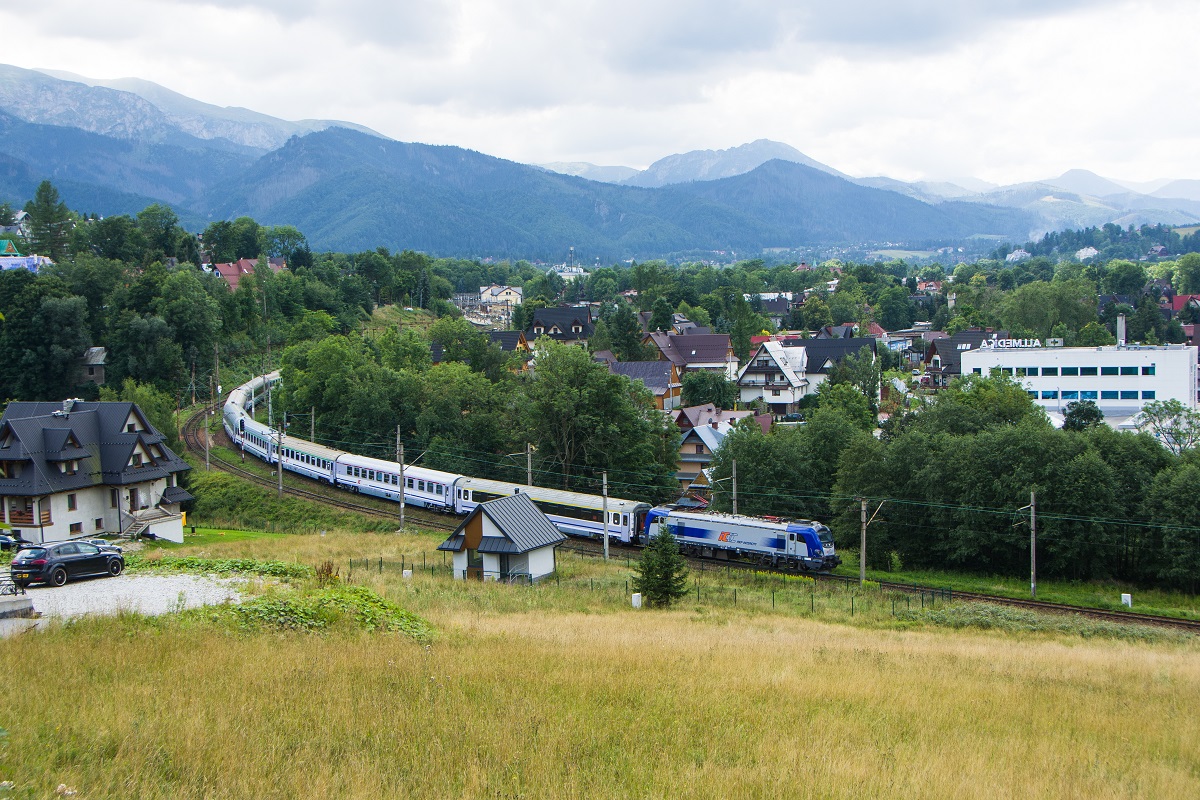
[816,527,834,545]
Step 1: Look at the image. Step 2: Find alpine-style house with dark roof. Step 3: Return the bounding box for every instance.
[525,307,594,346]
[0,400,192,544]
[437,493,566,582]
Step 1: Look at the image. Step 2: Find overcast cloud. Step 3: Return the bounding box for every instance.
[2,0,1194,183]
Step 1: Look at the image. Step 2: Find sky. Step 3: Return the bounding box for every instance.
[2,0,1197,185]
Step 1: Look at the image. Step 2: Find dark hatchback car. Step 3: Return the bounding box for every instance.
[10,541,125,588]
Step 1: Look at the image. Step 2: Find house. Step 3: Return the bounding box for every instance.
[781,337,878,395]
[814,324,858,340]
[0,399,192,544]
[212,257,287,291]
[608,361,682,410]
[480,285,523,308]
[526,307,594,346]
[644,331,738,380]
[489,330,530,355]
[924,328,1008,387]
[436,492,565,582]
[736,341,809,414]
[78,347,107,387]
[675,422,734,492]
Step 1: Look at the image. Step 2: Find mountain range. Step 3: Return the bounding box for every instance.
[0,64,1194,259]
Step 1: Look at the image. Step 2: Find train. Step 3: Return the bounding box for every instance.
[222,372,842,571]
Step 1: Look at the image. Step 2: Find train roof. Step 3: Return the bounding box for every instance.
[336,450,460,483]
[272,434,347,463]
[652,506,827,529]
[459,475,650,512]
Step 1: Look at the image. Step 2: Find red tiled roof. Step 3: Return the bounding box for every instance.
[212,257,285,291]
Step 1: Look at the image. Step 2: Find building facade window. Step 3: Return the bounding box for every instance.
[69,522,82,534]
[1143,391,1156,399]
[67,493,77,511]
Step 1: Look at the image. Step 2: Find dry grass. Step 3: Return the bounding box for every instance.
[1,530,1197,798]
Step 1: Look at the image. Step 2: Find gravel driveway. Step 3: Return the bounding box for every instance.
[24,573,243,620]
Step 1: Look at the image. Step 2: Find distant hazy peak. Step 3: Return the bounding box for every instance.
[29,65,385,151]
[620,139,848,188]
[537,162,640,183]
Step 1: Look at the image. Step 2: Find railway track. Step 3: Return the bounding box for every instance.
[181,406,1200,633]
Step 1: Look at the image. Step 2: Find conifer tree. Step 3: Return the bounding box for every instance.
[633,523,690,607]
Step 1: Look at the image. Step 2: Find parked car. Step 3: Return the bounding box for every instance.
[0,535,31,551]
[10,541,125,588]
[81,538,122,554]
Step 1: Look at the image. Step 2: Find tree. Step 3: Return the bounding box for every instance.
[815,382,874,431]
[1137,399,1200,456]
[24,180,72,262]
[681,371,737,409]
[802,295,833,331]
[1062,400,1104,432]
[1076,321,1115,346]
[1102,260,1147,296]
[632,523,690,607]
[136,204,181,260]
[826,346,880,411]
[1175,253,1200,294]
[874,286,913,331]
[647,297,674,332]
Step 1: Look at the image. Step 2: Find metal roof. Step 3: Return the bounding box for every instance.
[438,493,565,554]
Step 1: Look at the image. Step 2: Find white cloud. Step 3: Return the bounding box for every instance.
[0,0,1196,182]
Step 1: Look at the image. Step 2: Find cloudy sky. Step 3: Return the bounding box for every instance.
[3,0,1196,185]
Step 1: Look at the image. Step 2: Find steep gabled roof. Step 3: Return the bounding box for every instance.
[782,337,877,374]
[527,307,594,341]
[738,341,806,388]
[646,332,733,366]
[0,401,190,497]
[609,361,674,394]
[489,330,528,352]
[925,329,1007,375]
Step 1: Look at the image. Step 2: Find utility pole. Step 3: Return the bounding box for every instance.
[1030,490,1037,600]
[731,459,738,516]
[397,427,405,532]
[526,442,532,486]
[213,342,220,407]
[205,376,212,472]
[276,427,283,499]
[602,472,609,561]
[860,497,867,585]
[310,406,315,442]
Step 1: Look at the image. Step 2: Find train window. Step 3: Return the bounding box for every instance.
[418,480,426,491]
[612,513,620,525]
[622,515,628,526]
[407,478,414,488]
[788,533,795,541]
[436,485,443,495]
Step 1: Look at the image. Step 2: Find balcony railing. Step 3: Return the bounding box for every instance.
[7,509,51,526]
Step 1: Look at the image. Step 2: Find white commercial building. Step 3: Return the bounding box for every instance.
[960,340,1198,428]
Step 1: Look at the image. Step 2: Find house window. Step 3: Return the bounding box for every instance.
[695,445,704,454]
[69,522,82,535]
[972,368,982,375]
[131,454,142,467]
[67,493,77,511]
[1061,367,1079,376]
[1120,390,1138,400]
[1081,391,1097,400]
[1142,391,1156,400]
[88,367,95,376]
[110,489,118,508]
[95,518,103,531]
[1042,367,1059,377]
[772,389,781,396]
[1121,367,1138,376]
[1101,366,1119,376]
[572,325,582,333]
[1101,390,1119,399]
[1080,367,1098,376]
[534,326,544,334]
[127,423,136,433]
[1041,390,1058,399]
[1062,391,1079,400]
[1143,365,1156,376]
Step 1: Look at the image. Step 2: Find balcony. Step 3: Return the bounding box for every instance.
[8,509,52,526]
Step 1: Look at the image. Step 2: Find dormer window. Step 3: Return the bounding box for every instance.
[127,424,136,433]
[131,453,142,467]
[572,325,582,333]
[534,326,545,334]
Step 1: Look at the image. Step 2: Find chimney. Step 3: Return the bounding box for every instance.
[1117,314,1126,347]
[63,398,75,414]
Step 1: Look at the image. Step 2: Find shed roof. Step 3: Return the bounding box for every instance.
[438,493,565,554]
[609,361,674,393]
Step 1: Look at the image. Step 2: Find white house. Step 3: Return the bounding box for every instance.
[437,493,566,582]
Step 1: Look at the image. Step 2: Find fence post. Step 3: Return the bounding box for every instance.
[696,581,700,603]
[733,588,737,605]
[892,598,896,616]
[772,590,775,609]
[379,557,383,573]
[811,592,814,613]
[851,596,855,616]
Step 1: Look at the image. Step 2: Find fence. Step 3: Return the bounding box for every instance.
[338,549,956,618]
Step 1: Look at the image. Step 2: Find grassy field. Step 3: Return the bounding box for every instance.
[0,527,1197,798]
[835,558,1200,621]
